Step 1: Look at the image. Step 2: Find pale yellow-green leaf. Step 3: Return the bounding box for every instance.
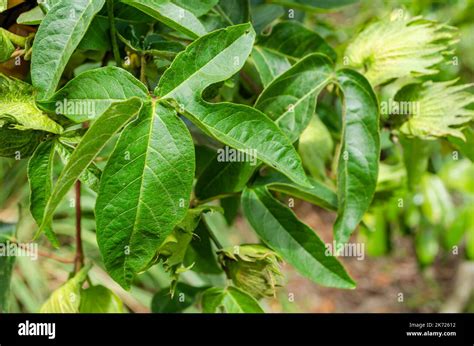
[40,265,90,313]
[345,12,458,86]
[0,74,63,134]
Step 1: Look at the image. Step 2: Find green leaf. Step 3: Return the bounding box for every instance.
[220,196,240,225]
[254,170,337,211]
[156,23,309,187]
[172,0,218,17]
[333,69,380,245]
[37,98,143,246]
[216,0,250,25]
[396,80,474,140]
[242,186,355,289]
[345,13,458,86]
[0,222,16,313]
[449,126,474,162]
[0,29,15,63]
[415,226,438,267]
[38,66,149,123]
[79,285,124,313]
[17,6,45,25]
[184,221,222,274]
[28,141,55,228]
[0,74,63,134]
[268,0,357,11]
[257,21,336,63]
[40,265,91,313]
[255,53,334,142]
[298,114,334,180]
[399,135,434,190]
[252,46,290,88]
[0,127,46,159]
[251,4,284,34]
[96,102,195,289]
[151,283,208,313]
[78,15,111,51]
[195,157,256,201]
[55,142,102,193]
[201,286,264,313]
[31,0,106,99]
[121,0,207,38]
[0,0,7,13]
[420,174,455,228]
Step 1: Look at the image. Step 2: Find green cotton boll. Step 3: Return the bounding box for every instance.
[218,244,284,299]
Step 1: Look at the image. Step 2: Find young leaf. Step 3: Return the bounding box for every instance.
[0,74,63,134]
[253,170,338,211]
[345,13,458,86]
[242,186,355,289]
[28,141,55,228]
[38,66,149,123]
[255,53,334,142]
[96,102,195,289]
[201,286,264,313]
[156,23,310,187]
[333,69,380,245]
[121,0,207,38]
[40,265,91,313]
[31,0,106,99]
[37,98,143,246]
[79,285,124,313]
[396,80,474,140]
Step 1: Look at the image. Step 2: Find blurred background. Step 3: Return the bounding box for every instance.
[1,0,473,313]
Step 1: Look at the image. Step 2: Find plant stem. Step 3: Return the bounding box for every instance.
[140,54,147,85]
[107,0,121,67]
[73,181,84,273]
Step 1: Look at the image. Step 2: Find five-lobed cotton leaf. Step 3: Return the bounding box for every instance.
[96,101,195,289]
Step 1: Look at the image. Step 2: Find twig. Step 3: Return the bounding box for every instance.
[107,0,121,67]
[73,181,84,272]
